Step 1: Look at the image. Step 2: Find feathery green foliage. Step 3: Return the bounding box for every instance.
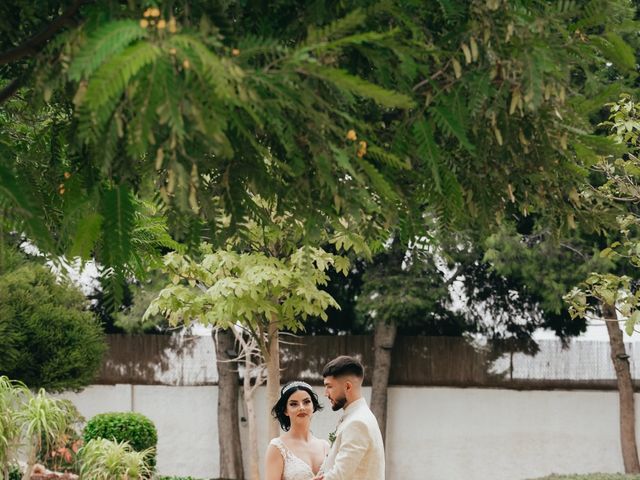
[0,0,639,302]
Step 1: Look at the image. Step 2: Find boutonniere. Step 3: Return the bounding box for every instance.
[328,427,337,447]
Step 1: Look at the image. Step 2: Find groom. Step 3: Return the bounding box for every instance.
[314,355,385,480]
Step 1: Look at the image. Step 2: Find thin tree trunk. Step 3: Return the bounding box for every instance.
[214,329,244,480]
[370,320,397,443]
[604,302,640,473]
[242,356,260,480]
[266,317,281,440]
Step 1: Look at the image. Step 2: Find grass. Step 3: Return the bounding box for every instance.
[531,475,640,479]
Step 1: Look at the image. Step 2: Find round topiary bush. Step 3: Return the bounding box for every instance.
[83,412,158,468]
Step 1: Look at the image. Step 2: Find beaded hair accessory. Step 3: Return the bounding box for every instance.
[281,381,312,396]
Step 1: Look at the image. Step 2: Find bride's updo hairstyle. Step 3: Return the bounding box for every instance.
[272,381,322,431]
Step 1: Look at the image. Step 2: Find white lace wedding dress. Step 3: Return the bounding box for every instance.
[270,437,323,480]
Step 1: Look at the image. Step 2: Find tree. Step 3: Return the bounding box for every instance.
[566,95,640,473]
[355,237,453,440]
[2,0,637,275]
[144,242,351,441]
[213,328,244,480]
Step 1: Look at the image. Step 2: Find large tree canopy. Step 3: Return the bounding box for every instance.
[1,0,638,284]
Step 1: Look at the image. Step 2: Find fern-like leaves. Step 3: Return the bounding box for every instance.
[68,20,148,81]
[80,42,161,135]
[303,65,415,109]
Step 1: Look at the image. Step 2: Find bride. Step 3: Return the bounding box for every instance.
[265,381,329,480]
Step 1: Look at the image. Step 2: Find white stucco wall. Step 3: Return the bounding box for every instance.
[60,385,635,480]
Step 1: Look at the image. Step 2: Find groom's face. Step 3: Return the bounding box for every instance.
[324,375,347,411]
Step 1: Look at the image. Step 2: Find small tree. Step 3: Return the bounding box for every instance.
[145,244,350,442]
[567,95,640,473]
[225,325,267,480]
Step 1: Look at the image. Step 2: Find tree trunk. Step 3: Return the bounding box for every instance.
[266,318,281,440]
[370,320,397,443]
[604,302,640,473]
[213,329,244,480]
[242,357,260,480]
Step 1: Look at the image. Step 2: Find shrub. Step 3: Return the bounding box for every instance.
[0,264,106,391]
[83,412,157,468]
[77,438,152,480]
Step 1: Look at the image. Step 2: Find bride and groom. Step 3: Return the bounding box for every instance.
[265,356,385,480]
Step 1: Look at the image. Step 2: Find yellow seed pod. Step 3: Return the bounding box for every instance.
[452,59,462,79]
[461,43,472,64]
[231,48,240,56]
[155,148,164,170]
[560,132,568,150]
[346,129,357,141]
[157,19,166,29]
[470,37,479,62]
[139,19,149,29]
[509,89,521,115]
[494,127,503,146]
[518,129,529,146]
[150,7,161,17]
[183,59,190,69]
[64,172,71,179]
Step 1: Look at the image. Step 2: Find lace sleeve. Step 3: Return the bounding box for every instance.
[269,437,288,461]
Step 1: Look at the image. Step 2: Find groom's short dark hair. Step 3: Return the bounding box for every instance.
[322,355,364,378]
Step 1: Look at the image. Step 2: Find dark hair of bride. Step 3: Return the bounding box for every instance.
[272,382,322,431]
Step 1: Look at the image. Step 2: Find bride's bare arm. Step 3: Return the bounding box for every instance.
[265,444,284,480]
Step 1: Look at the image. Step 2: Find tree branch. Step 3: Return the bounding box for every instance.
[0,0,88,66]
[0,76,25,104]
[443,264,464,288]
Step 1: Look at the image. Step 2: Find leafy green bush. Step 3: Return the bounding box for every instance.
[0,264,106,391]
[83,412,157,468]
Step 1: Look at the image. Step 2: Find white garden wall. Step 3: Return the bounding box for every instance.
[60,385,632,480]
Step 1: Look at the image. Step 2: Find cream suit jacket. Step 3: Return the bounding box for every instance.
[322,397,385,480]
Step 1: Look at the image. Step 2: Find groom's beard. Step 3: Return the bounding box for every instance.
[331,395,347,411]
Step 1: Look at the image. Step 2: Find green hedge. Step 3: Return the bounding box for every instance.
[83,412,158,467]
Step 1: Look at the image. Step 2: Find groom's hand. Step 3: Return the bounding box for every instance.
[312,476,324,480]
